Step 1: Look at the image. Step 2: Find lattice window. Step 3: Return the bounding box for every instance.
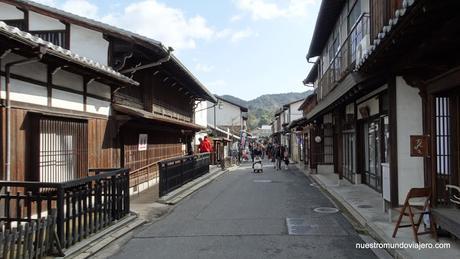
[39,116,88,182]
[31,31,67,48]
[436,97,451,176]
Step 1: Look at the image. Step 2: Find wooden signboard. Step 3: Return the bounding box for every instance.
[410,135,429,157]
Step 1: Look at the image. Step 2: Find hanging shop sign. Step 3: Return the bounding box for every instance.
[138,134,148,151]
[410,135,429,157]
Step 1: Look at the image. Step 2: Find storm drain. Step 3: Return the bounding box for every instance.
[253,180,272,183]
[357,204,373,209]
[313,207,339,214]
[286,218,318,235]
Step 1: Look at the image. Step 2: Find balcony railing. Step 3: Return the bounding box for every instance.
[318,13,370,100]
[153,101,193,123]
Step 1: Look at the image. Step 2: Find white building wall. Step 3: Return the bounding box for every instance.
[289,100,303,121]
[87,80,111,99]
[194,101,208,145]
[29,11,65,31]
[86,97,110,116]
[208,100,241,127]
[51,89,84,111]
[70,24,109,65]
[195,101,208,127]
[53,69,84,92]
[0,3,23,20]
[0,77,48,106]
[396,76,424,204]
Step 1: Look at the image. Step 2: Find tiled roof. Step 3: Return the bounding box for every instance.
[10,0,216,102]
[355,0,416,71]
[0,21,138,85]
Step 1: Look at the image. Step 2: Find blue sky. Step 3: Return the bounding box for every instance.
[36,0,319,100]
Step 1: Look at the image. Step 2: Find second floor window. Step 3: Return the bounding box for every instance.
[4,19,26,30]
[32,30,67,48]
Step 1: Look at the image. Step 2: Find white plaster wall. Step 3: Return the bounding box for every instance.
[86,97,110,116]
[208,100,241,127]
[51,89,84,111]
[29,11,65,31]
[0,3,23,20]
[290,100,303,121]
[1,54,47,82]
[0,77,47,105]
[396,76,424,204]
[70,24,109,65]
[11,62,47,83]
[87,80,111,99]
[53,69,83,92]
[194,101,207,127]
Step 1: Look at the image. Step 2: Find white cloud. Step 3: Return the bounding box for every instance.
[34,0,255,49]
[216,28,255,43]
[234,0,316,20]
[195,63,214,73]
[102,0,215,50]
[33,0,57,6]
[230,15,242,22]
[207,80,227,88]
[231,28,253,42]
[61,0,99,19]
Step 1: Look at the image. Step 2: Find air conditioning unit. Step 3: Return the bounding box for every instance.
[356,35,370,65]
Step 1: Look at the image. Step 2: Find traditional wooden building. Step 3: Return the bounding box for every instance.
[302,0,460,236]
[0,20,137,183]
[0,0,217,197]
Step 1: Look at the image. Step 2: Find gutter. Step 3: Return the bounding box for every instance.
[4,49,45,182]
[119,47,174,74]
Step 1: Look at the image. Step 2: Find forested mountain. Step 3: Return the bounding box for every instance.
[220,90,313,129]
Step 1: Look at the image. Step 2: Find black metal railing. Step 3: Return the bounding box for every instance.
[318,13,370,100]
[0,168,130,249]
[159,153,210,196]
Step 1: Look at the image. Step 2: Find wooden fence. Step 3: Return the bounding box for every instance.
[0,168,130,250]
[0,210,64,258]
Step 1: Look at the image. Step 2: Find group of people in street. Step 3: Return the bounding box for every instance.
[266,143,290,171]
[198,137,290,171]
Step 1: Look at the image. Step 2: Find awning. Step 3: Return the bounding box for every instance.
[113,103,205,131]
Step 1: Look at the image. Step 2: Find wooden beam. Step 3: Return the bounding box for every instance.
[388,77,399,207]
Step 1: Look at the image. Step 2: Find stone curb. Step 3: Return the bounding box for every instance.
[62,214,145,259]
[305,171,412,259]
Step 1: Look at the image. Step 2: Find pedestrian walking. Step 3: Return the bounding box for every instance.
[283,145,289,170]
[275,145,282,170]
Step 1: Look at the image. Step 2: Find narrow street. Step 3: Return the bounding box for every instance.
[110,162,377,259]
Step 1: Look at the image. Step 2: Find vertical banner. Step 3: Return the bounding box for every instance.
[138,134,148,151]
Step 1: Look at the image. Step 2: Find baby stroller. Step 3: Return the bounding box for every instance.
[253,156,263,173]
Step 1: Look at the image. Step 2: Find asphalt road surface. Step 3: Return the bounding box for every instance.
[111,161,377,259]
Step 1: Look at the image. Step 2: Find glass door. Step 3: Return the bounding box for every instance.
[364,118,382,192]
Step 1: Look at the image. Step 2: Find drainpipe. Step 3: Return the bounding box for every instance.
[119,47,174,74]
[5,54,44,182]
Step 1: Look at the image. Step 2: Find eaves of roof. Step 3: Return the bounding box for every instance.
[8,0,216,102]
[0,21,138,86]
[306,0,346,59]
